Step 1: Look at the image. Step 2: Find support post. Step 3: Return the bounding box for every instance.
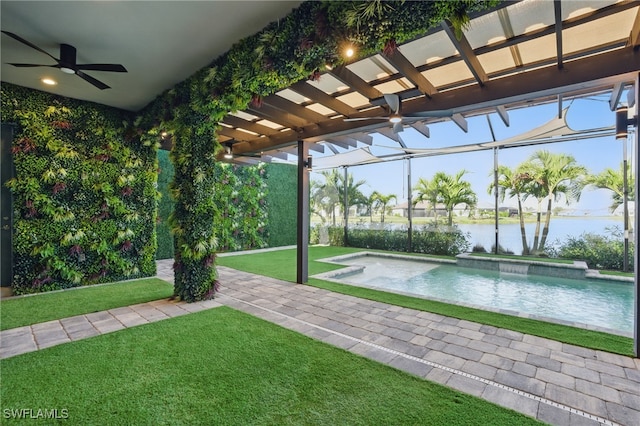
[297,140,309,284]
[487,116,499,255]
[407,157,413,253]
[343,166,348,246]
[494,147,500,254]
[633,72,639,357]
[623,138,629,272]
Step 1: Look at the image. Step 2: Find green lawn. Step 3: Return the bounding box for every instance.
[217,247,634,356]
[1,307,540,425]
[0,278,173,331]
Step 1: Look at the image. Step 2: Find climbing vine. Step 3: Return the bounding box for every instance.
[135,1,497,301]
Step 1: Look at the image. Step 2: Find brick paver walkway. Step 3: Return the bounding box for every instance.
[1,258,638,426]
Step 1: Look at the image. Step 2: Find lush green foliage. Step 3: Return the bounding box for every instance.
[414,170,477,226]
[264,163,297,247]
[1,307,540,425]
[156,150,175,259]
[548,227,634,271]
[586,162,635,213]
[0,278,172,330]
[1,84,158,294]
[311,169,367,225]
[134,0,497,300]
[156,159,294,259]
[212,162,268,252]
[330,225,470,256]
[491,150,587,254]
[166,109,220,302]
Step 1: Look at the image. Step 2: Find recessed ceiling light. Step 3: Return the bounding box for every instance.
[41,78,57,86]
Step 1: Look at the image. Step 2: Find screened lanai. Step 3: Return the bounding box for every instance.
[1,0,639,354]
[211,0,640,356]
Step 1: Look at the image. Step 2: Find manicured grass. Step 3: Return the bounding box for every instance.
[217,247,634,356]
[0,307,540,425]
[469,252,573,264]
[0,278,173,331]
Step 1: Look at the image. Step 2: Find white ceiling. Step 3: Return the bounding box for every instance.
[0,1,303,111]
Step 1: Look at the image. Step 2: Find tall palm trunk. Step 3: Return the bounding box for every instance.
[531,199,543,252]
[517,195,529,255]
[539,196,553,250]
[447,208,453,226]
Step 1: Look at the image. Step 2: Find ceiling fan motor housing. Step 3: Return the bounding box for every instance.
[59,43,76,73]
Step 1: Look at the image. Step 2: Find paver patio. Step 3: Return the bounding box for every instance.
[1,258,638,426]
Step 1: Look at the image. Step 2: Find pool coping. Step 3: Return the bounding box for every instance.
[312,251,633,338]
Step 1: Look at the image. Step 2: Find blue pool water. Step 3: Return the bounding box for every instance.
[329,256,634,334]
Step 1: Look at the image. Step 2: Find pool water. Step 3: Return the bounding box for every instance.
[331,256,634,334]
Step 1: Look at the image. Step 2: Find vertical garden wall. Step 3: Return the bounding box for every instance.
[156,155,296,260]
[1,83,158,294]
[264,163,297,247]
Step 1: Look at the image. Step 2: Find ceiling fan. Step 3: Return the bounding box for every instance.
[1,30,127,90]
[344,93,453,133]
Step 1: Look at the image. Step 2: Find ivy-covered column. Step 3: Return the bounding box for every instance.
[169,109,220,302]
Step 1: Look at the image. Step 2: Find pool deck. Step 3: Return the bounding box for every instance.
[1,258,639,426]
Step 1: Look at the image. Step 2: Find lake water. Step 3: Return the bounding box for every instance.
[344,217,627,255]
[458,217,626,255]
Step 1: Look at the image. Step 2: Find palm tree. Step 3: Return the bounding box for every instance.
[488,165,532,255]
[521,150,587,252]
[312,170,367,225]
[586,162,635,212]
[337,172,367,219]
[371,191,396,223]
[312,170,341,225]
[413,177,440,223]
[414,171,477,226]
[364,192,377,222]
[434,170,477,226]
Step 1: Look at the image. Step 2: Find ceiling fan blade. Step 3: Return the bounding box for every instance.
[76,63,128,73]
[406,109,453,118]
[383,94,400,114]
[1,31,59,62]
[8,63,59,68]
[393,122,404,134]
[76,69,110,90]
[344,117,388,122]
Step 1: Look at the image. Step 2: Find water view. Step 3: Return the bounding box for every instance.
[457,217,626,255]
[341,216,627,255]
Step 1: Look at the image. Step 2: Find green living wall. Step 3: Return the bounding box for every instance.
[264,163,297,247]
[155,157,296,260]
[156,150,174,259]
[1,83,158,294]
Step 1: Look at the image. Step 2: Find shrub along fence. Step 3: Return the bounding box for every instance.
[322,225,470,257]
[548,228,634,271]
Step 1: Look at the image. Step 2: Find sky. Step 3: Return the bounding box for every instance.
[309,89,635,217]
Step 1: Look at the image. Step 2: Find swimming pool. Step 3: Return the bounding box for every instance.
[316,253,634,335]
